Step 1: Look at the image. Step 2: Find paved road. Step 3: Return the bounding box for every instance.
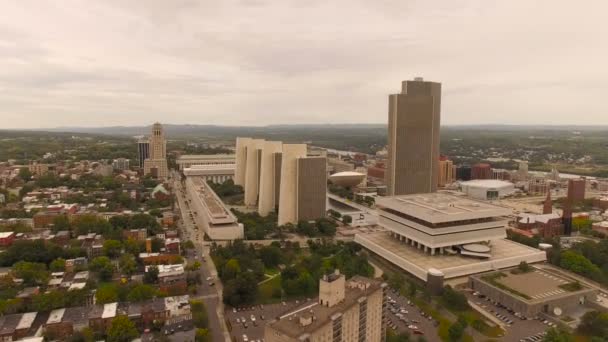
[174,175,230,342]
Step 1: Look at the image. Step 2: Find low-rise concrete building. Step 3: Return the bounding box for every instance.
[469,268,596,318]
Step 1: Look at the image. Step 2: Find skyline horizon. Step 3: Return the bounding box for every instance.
[2,2,607,129]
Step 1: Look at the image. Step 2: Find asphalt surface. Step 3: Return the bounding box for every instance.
[463,291,550,342]
[225,300,314,341]
[385,288,441,342]
[174,174,229,342]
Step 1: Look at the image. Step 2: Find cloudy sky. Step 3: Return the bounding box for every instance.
[1,0,607,128]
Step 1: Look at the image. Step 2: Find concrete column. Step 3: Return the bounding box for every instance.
[431,248,435,256]
[244,139,265,206]
[278,144,307,226]
[259,141,283,216]
[235,137,252,186]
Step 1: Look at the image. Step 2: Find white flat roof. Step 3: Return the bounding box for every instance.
[16,312,37,330]
[102,302,117,319]
[47,308,66,324]
[377,193,510,224]
[460,180,514,188]
[355,231,547,281]
[0,232,14,238]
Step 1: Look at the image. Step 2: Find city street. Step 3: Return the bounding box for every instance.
[173,174,230,342]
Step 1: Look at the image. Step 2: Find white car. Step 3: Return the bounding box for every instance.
[407,325,418,330]
[251,314,256,322]
[242,334,248,342]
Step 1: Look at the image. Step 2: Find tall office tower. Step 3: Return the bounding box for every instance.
[258,141,283,216]
[137,139,150,168]
[543,191,553,215]
[438,157,454,187]
[244,139,265,206]
[143,122,169,179]
[296,156,327,222]
[518,161,529,180]
[385,77,441,196]
[234,137,252,186]
[264,271,387,342]
[567,178,586,202]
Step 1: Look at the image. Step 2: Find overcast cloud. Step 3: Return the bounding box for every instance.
[1,0,607,128]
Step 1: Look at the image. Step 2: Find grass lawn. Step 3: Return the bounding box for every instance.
[256,274,282,304]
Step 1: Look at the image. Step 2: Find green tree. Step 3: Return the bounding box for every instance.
[13,261,49,285]
[106,315,139,342]
[543,327,574,342]
[18,168,32,182]
[119,254,137,275]
[90,256,114,281]
[560,250,603,282]
[144,266,159,284]
[441,286,470,311]
[259,245,282,268]
[49,258,66,272]
[52,215,71,231]
[448,320,465,341]
[32,290,65,311]
[222,258,241,280]
[103,240,123,258]
[186,261,202,272]
[96,284,119,304]
[518,261,532,273]
[127,284,157,302]
[195,328,211,342]
[578,310,608,338]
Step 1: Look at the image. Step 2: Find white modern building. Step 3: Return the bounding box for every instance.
[459,179,515,200]
[182,164,235,183]
[185,176,244,240]
[258,141,283,216]
[355,192,547,281]
[176,154,235,171]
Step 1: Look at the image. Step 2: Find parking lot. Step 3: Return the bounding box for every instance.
[385,288,441,342]
[225,299,314,342]
[464,291,551,342]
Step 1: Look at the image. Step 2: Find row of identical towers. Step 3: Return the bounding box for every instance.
[234,138,327,226]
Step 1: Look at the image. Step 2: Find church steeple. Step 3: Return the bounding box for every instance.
[543,190,553,214]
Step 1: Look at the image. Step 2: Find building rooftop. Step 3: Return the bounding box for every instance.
[460,179,514,188]
[355,231,547,281]
[189,177,238,224]
[268,276,384,339]
[46,308,65,324]
[377,192,510,224]
[473,268,594,303]
[177,154,235,161]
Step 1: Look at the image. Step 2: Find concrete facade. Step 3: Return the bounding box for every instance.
[258,141,283,216]
[244,139,265,206]
[176,154,235,171]
[386,78,441,196]
[297,157,327,222]
[234,137,251,187]
[265,275,387,342]
[185,176,244,240]
[143,122,168,179]
[469,269,597,318]
[278,144,307,226]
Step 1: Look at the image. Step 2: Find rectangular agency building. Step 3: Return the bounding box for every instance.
[265,272,387,342]
[185,176,244,240]
[355,192,546,281]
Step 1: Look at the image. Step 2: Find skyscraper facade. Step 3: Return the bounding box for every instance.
[385,77,441,196]
[438,157,454,188]
[137,139,150,168]
[143,122,169,179]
